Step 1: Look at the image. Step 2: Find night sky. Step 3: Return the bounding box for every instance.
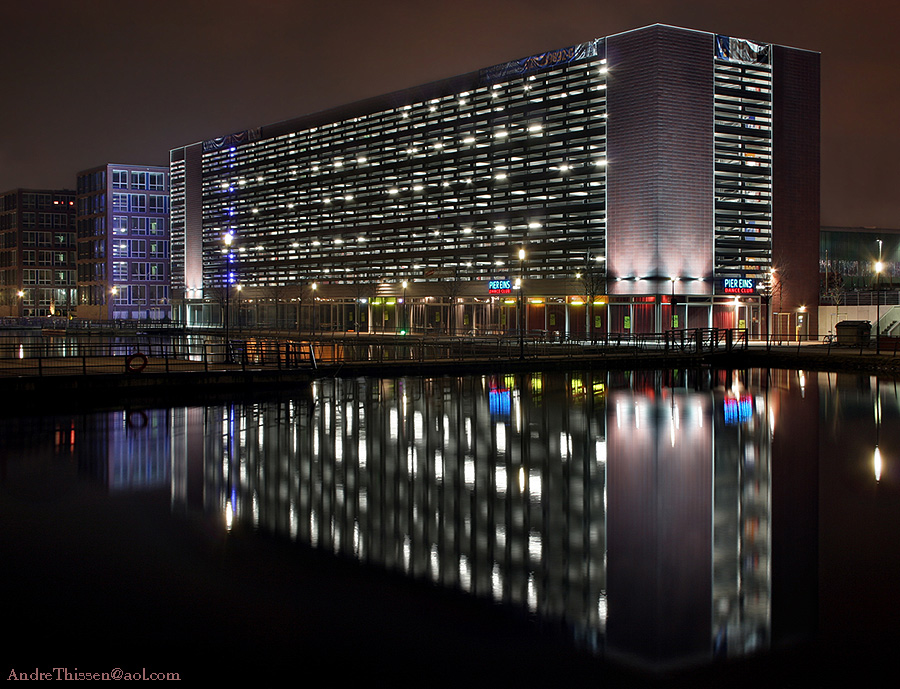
[2,0,898,227]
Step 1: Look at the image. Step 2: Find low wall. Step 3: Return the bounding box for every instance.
[818,305,900,337]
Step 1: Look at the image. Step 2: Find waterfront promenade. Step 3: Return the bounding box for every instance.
[2,326,900,414]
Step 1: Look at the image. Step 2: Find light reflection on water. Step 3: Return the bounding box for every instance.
[3,368,899,675]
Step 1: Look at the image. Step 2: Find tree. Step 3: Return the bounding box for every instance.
[264,284,293,329]
[437,267,464,335]
[823,254,846,333]
[352,278,377,332]
[296,281,312,334]
[576,253,606,342]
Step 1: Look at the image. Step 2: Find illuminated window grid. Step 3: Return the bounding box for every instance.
[713,58,773,284]
[197,55,607,291]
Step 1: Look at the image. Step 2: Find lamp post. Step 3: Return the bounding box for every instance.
[671,276,678,329]
[235,284,242,331]
[766,268,775,347]
[311,282,318,335]
[874,377,882,482]
[518,247,526,360]
[223,233,234,348]
[876,238,883,354]
[401,280,408,334]
[109,286,118,321]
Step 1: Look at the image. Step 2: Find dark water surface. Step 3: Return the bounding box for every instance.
[2,369,898,685]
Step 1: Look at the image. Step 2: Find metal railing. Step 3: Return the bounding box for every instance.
[2,327,899,378]
[0,330,687,378]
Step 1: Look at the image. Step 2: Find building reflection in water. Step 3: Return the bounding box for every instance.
[164,369,794,669]
[76,409,171,490]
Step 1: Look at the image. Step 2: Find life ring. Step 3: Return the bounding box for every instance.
[125,410,148,428]
[125,352,148,373]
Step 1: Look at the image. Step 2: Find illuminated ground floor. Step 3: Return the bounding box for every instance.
[175,292,810,340]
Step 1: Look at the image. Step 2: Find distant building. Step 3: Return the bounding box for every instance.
[0,188,77,317]
[75,164,170,320]
[819,226,900,337]
[170,24,819,337]
[820,226,900,291]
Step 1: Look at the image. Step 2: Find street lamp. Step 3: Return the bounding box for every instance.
[235,284,242,331]
[109,286,119,321]
[401,280,408,334]
[223,233,234,347]
[311,282,318,335]
[766,268,775,347]
[670,276,678,329]
[875,239,884,353]
[874,377,883,482]
[518,248,526,360]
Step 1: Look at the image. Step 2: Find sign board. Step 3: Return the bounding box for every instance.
[488,279,512,294]
[722,278,757,294]
[624,316,631,330]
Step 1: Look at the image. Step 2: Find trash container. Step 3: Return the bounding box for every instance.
[834,320,872,346]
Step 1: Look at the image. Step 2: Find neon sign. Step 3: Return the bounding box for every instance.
[488,279,512,294]
[722,278,757,294]
[724,395,753,425]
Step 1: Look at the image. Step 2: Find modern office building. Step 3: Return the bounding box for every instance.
[0,188,77,318]
[76,164,170,320]
[818,225,900,337]
[170,24,819,337]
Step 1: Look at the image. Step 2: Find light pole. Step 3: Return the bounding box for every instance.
[671,276,678,329]
[518,247,525,360]
[874,378,882,483]
[766,268,774,347]
[109,286,118,321]
[235,284,242,331]
[875,238,883,354]
[401,280,408,334]
[311,282,318,335]
[223,233,234,348]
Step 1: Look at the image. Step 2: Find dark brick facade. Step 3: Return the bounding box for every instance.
[773,45,821,335]
[607,26,714,297]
